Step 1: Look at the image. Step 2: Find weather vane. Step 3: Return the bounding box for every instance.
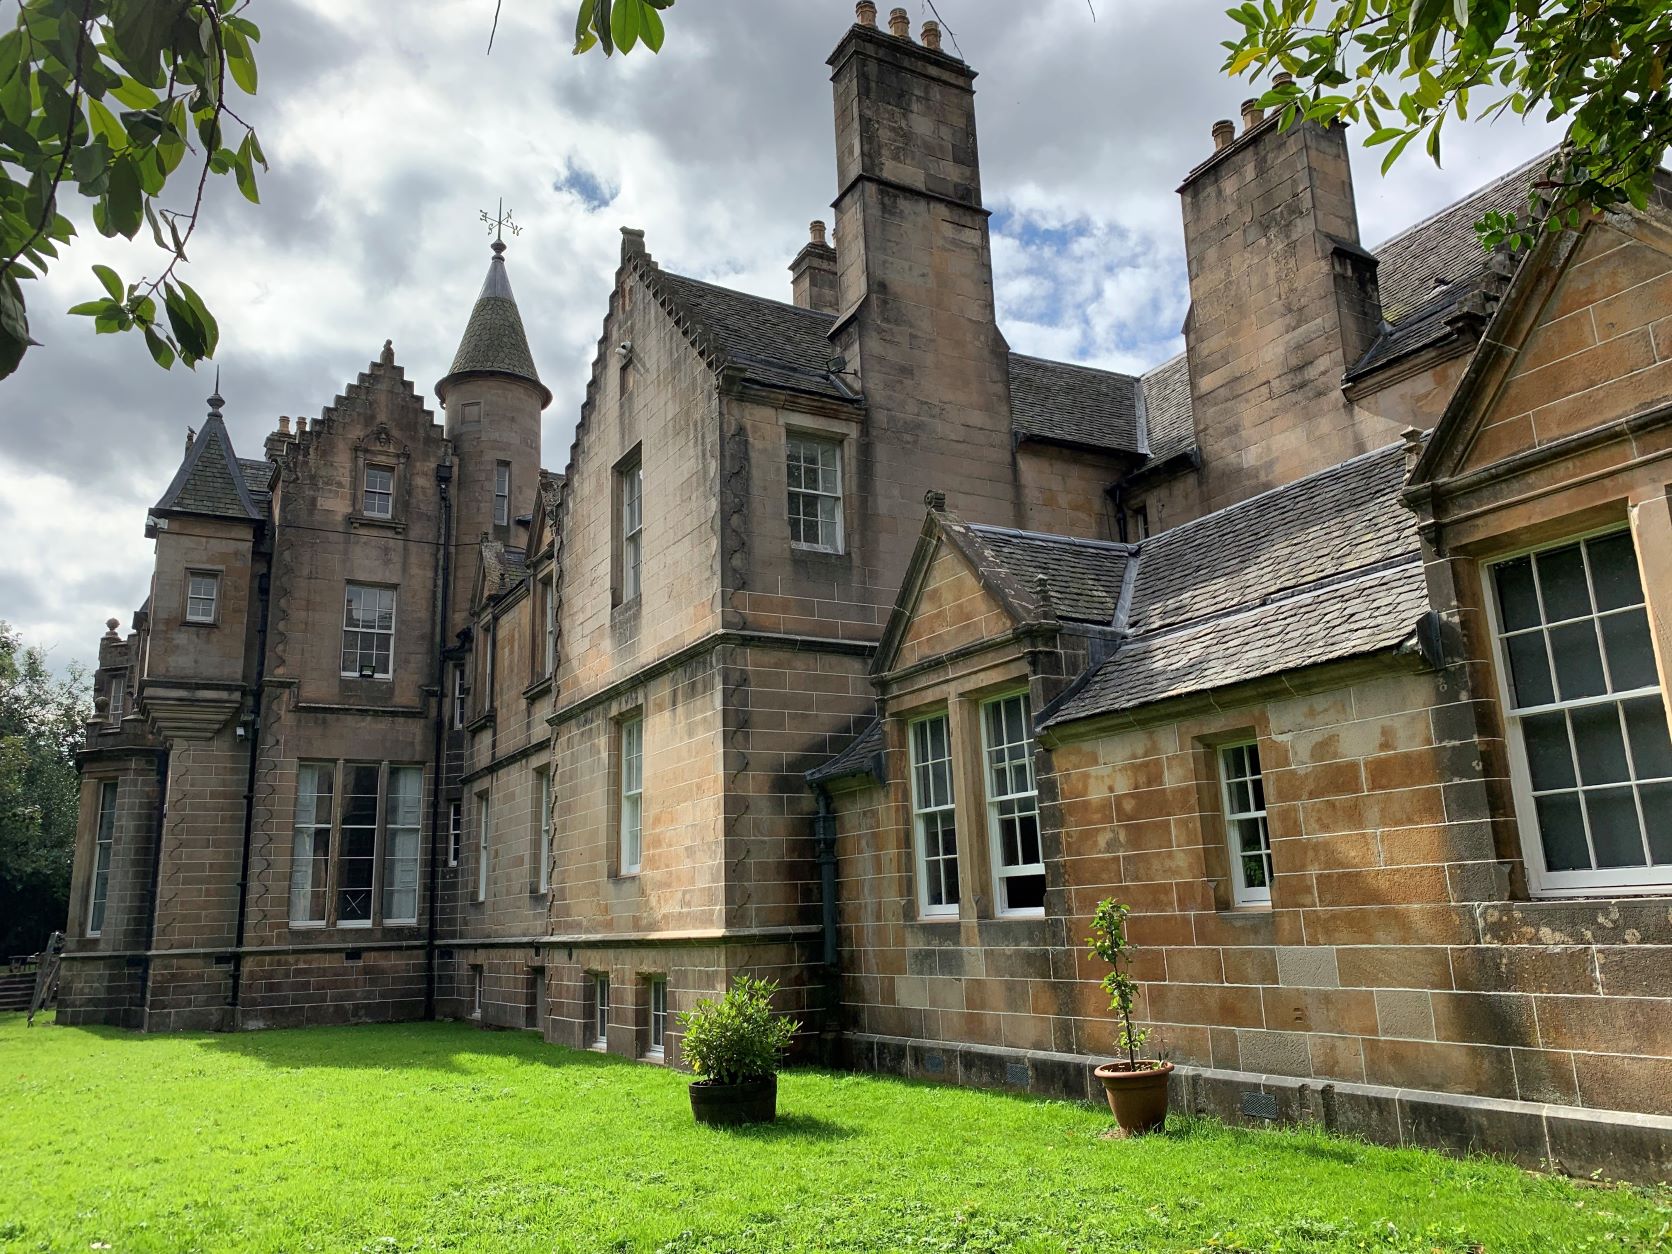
[479,199,522,246]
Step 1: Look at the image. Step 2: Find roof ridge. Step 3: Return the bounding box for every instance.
[968,522,1136,554]
[1009,350,1139,384]
[1369,147,1558,254]
[1139,350,1187,381]
[659,268,836,322]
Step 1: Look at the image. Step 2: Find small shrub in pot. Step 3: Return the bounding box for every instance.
[1087,898,1173,1135]
[678,975,799,1126]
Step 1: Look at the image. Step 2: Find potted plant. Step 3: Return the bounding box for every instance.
[677,974,799,1126]
[1088,898,1173,1135]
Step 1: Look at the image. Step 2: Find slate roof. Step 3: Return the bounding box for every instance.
[964,524,1133,624]
[439,246,549,404]
[653,271,855,400]
[1139,353,1194,464]
[1044,441,1428,725]
[153,413,260,521]
[1009,353,1143,454]
[1372,150,1551,322]
[806,716,885,784]
[238,458,275,513]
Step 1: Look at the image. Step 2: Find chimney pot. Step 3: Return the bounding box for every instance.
[888,7,910,39]
[855,1,876,27]
[810,219,827,246]
[1273,71,1294,87]
[1212,119,1236,150]
[296,416,307,434]
[278,415,291,435]
[1241,99,1264,131]
[920,20,941,50]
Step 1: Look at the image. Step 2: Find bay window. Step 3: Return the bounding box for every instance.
[910,712,960,917]
[981,693,1045,914]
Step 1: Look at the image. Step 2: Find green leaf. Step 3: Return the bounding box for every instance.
[108,0,175,89]
[104,155,144,239]
[595,0,615,54]
[93,264,123,300]
[88,98,126,149]
[110,77,160,110]
[67,300,115,317]
[640,3,664,53]
[233,135,260,203]
[177,280,219,356]
[574,0,598,53]
[611,0,639,53]
[143,326,175,369]
[225,28,258,94]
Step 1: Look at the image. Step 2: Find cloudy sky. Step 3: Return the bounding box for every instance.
[1,0,1562,674]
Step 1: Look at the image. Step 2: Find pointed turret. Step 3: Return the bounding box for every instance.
[436,241,551,408]
[438,239,547,636]
[150,386,261,528]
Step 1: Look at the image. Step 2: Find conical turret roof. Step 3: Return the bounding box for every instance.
[437,242,550,407]
[153,388,261,521]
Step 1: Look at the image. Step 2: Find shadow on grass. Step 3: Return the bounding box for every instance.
[705,1111,857,1142]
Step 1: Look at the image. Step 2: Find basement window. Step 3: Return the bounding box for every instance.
[592,974,610,1048]
[647,976,667,1059]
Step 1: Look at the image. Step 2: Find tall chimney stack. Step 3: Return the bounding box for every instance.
[790,219,840,314]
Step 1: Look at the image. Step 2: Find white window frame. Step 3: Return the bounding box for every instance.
[1484,525,1672,896]
[451,664,467,729]
[448,800,462,869]
[476,790,491,903]
[86,779,117,937]
[341,584,396,680]
[185,570,219,624]
[908,711,960,919]
[1218,741,1273,907]
[619,714,644,874]
[471,966,484,1019]
[592,973,610,1048]
[647,976,667,1058]
[363,464,395,518]
[786,432,844,554]
[620,459,643,602]
[980,692,1045,916]
[494,461,511,527]
[288,762,334,927]
[535,769,552,895]
[381,765,422,924]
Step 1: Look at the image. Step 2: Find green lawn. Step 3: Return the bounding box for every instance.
[1,1016,1667,1253]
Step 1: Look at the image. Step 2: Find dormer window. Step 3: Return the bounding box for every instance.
[363,465,394,518]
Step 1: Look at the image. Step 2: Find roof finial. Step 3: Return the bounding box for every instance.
[207,366,224,420]
[480,197,522,255]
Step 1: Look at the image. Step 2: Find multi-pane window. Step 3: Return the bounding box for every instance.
[382,766,422,923]
[338,764,380,925]
[477,790,491,903]
[106,670,126,724]
[981,693,1045,914]
[543,575,557,676]
[494,461,511,527]
[288,763,333,925]
[185,571,219,623]
[448,801,462,868]
[910,713,959,917]
[648,977,667,1058]
[1219,742,1272,905]
[619,715,644,874]
[363,465,394,518]
[342,584,395,679]
[452,664,467,729]
[592,974,610,1047]
[536,769,552,895]
[471,966,484,1018]
[86,780,117,937]
[620,459,643,602]
[786,433,843,553]
[1489,530,1672,892]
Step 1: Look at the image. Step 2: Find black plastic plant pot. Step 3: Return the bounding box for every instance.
[688,1074,778,1126]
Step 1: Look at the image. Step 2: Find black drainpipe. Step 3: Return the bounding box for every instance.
[424,462,454,1019]
[227,565,272,1015]
[139,746,169,1019]
[812,783,841,1062]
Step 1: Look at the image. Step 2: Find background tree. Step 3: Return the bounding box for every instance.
[1224,0,1672,246]
[0,622,89,957]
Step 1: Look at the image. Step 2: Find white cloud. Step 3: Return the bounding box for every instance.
[0,0,1567,669]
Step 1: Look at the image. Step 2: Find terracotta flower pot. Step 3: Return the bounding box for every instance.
[1093,1059,1173,1136]
[688,1073,778,1126]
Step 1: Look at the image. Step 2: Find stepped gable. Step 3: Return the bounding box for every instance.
[1043,442,1429,725]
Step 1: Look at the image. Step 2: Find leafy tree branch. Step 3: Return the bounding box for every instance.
[1223,0,1672,248]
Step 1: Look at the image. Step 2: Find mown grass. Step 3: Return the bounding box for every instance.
[1,1014,1667,1253]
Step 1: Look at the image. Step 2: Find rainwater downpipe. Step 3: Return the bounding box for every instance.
[424,462,454,1019]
